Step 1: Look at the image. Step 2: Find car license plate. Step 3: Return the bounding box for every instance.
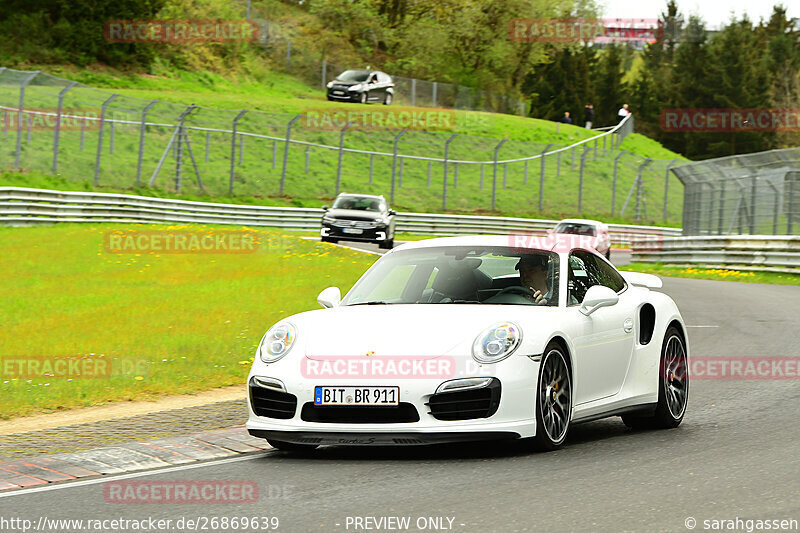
[314,386,399,406]
[333,91,344,95]
[342,228,363,234]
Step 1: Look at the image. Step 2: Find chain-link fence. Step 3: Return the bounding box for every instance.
[0,67,684,222]
[672,148,800,236]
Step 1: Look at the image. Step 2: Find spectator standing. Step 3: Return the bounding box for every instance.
[584,104,595,129]
[618,103,630,122]
[560,111,573,125]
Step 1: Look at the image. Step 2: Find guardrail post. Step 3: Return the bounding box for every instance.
[578,145,591,213]
[15,70,39,169]
[443,133,459,209]
[229,110,248,195]
[94,93,118,185]
[663,158,679,222]
[280,114,301,195]
[611,151,627,214]
[390,129,407,202]
[750,174,757,234]
[135,100,158,186]
[538,143,553,212]
[718,180,726,235]
[337,121,356,195]
[52,81,78,173]
[491,139,507,211]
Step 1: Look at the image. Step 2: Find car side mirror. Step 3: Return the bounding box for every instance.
[580,285,619,316]
[317,287,341,309]
[388,209,396,216]
[322,205,328,210]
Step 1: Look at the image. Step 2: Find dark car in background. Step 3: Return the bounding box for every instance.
[320,193,396,249]
[326,69,395,105]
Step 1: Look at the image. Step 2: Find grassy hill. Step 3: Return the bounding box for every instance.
[0,63,686,225]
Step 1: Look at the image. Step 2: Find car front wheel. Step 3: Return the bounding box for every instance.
[378,238,393,249]
[359,92,367,104]
[622,326,688,429]
[530,343,572,451]
[384,93,392,105]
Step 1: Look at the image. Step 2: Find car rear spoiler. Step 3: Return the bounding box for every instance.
[621,271,662,289]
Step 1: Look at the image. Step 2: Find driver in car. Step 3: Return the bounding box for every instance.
[516,254,553,305]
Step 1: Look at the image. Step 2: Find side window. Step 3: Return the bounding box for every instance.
[568,251,626,305]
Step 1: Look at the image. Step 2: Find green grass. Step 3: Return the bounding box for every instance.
[622,263,800,285]
[0,223,377,419]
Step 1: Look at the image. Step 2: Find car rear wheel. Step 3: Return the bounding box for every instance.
[267,439,319,453]
[359,92,367,104]
[622,326,688,429]
[384,93,392,105]
[321,237,338,244]
[530,343,572,451]
[378,238,394,249]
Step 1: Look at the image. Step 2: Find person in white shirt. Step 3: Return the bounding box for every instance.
[618,103,630,122]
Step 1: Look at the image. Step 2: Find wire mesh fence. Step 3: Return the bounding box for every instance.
[672,148,800,236]
[0,67,684,222]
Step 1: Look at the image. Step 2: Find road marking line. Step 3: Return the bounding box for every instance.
[686,325,719,328]
[0,452,269,499]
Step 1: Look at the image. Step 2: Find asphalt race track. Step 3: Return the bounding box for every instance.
[3,262,799,532]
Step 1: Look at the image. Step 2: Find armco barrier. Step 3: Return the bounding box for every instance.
[0,187,681,245]
[632,235,800,270]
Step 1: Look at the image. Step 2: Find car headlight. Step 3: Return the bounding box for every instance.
[322,215,335,223]
[258,322,297,363]
[327,81,335,88]
[348,84,363,91]
[472,322,521,364]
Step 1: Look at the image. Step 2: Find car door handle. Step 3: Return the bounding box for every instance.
[623,317,633,333]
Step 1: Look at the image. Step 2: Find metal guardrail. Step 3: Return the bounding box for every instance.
[0,187,681,246]
[631,235,800,270]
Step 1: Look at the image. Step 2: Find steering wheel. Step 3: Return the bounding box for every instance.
[496,285,537,298]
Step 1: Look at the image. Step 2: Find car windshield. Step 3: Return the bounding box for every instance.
[555,223,596,236]
[336,70,370,82]
[342,246,560,306]
[332,196,383,211]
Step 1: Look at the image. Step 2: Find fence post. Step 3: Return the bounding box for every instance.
[442,133,457,210]
[571,146,576,170]
[205,131,210,163]
[538,143,553,212]
[454,163,458,187]
[280,114,301,195]
[411,79,416,107]
[491,139,507,211]
[286,39,291,69]
[80,118,86,151]
[26,114,31,144]
[229,110,248,195]
[109,121,115,154]
[135,100,158,186]
[321,60,327,89]
[718,180,726,235]
[239,135,244,165]
[399,158,404,187]
[578,145,590,213]
[368,153,373,183]
[767,181,779,235]
[390,129,408,202]
[15,70,39,169]
[432,82,437,107]
[611,151,627,214]
[427,161,432,187]
[663,158,679,221]
[336,121,355,195]
[786,178,793,234]
[593,138,598,161]
[307,146,311,174]
[93,93,118,185]
[174,104,197,193]
[556,151,562,177]
[52,81,77,173]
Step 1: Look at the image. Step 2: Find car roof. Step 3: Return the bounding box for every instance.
[392,235,561,253]
[336,193,385,199]
[556,218,604,226]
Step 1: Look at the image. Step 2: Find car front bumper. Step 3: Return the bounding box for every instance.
[245,354,540,445]
[321,224,390,242]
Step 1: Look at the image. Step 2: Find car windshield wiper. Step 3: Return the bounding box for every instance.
[433,299,482,304]
[347,301,389,306]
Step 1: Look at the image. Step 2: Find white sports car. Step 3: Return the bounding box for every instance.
[246,236,689,452]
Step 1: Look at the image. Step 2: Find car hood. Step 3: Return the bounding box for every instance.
[332,80,363,87]
[298,304,559,359]
[325,209,384,221]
